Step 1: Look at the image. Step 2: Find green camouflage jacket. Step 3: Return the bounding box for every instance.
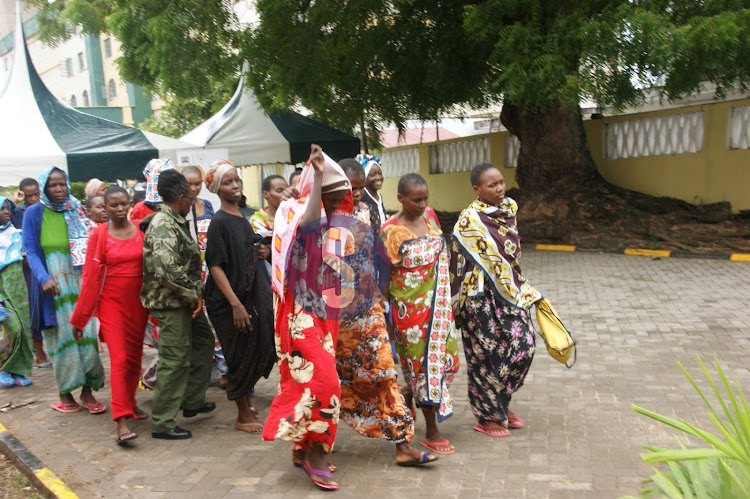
[140,205,203,310]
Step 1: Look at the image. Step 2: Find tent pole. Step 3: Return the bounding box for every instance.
[258,165,264,210]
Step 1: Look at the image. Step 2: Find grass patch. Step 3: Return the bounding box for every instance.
[0,453,45,499]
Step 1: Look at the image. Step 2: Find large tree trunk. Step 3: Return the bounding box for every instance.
[501,101,602,195]
[492,101,748,252]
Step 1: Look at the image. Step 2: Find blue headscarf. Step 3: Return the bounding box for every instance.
[0,197,23,272]
[357,154,381,178]
[38,167,91,268]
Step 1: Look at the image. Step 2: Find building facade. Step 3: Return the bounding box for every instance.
[0,0,152,126]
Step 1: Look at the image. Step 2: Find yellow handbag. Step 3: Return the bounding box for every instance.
[535,298,576,368]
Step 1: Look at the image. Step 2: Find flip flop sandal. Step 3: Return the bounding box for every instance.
[419,438,456,455]
[507,411,525,429]
[84,402,107,415]
[292,451,336,472]
[396,451,439,467]
[50,402,82,413]
[234,421,263,434]
[303,463,340,491]
[133,408,150,420]
[472,424,510,438]
[33,361,53,369]
[116,432,138,445]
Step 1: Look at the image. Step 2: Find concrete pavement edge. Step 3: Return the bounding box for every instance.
[535,243,749,261]
[0,422,78,499]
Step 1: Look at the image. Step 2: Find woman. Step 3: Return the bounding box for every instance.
[359,155,387,233]
[84,178,107,199]
[70,187,149,443]
[23,167,105,414]
[451,163,541,437]
[249,175,288,240]
[181,164,226,385]
[380,173,459,455]
[262,145,351,491]
[131,159,174,390]
[335,160,436,467]
[0,196,33,387]
[85,195,107,225]
[129,159,174,221]
[204,161,275,434]
[182,166,215,225]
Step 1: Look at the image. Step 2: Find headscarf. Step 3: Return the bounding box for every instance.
[204,159,235,194]
[143,159,175,204]
[84,178,104,199]
[357,154,381,178]
[38,167,91,269]
[0,197,23,273]
[452,198,541,310]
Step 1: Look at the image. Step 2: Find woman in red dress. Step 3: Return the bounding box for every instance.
[71,186,149,444]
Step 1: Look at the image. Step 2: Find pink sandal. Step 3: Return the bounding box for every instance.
[50,402,82,413]
[303,463,339,491]
[473,424,510,438]
[507,410,524,429]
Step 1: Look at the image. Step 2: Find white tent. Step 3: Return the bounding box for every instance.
[180,76,360,166]
[0,3,197,185]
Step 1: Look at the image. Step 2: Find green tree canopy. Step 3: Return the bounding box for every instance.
[26,0,243,103]
[26,0,750,190]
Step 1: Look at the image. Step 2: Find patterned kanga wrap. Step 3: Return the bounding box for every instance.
[380,215,459,422]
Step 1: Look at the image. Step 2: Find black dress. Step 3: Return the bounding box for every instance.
[204,210,275,400]
[362,189,387,234]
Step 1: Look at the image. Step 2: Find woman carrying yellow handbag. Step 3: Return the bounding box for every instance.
[450,163,543,438]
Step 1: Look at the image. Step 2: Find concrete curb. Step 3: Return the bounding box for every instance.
[0,423,78,498]
[534,244,750,261]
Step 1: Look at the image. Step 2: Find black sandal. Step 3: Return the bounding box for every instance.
[116,431,138,445]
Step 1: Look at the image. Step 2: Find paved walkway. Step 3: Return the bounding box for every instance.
[1,250,749,498]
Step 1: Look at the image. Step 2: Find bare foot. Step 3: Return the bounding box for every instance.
[395,442,437,465]
[59,392,76,405]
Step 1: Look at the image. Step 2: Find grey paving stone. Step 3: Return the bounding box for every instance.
[1,251,748,498]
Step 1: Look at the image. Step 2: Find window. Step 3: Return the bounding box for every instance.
[70,95,77,107]
[82,90,89,107]
[107,79,117,99]
[77,52,86,71]
[104,38,112,58]
[60,58,73,78]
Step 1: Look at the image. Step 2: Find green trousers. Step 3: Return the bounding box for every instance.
[149,307,214,433]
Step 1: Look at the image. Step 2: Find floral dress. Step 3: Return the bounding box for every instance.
[336,203,414,442]
[380,216,459,422]
[450,198,540,427]
[262,218,342,453]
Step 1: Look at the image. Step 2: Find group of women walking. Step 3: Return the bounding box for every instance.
[256,147,542,491]
[0,146,543,493]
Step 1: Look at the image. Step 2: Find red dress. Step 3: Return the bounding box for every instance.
[129,201,155,221]
[71,223,149,420]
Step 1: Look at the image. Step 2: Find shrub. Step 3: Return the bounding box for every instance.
[630,357,750,498]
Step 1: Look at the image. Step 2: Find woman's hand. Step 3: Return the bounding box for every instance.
[232,302,252,332]
[280,185,300,202]
[72,328,83,343]
[191,296,204,319]
[257,244,270,260]
[42,278,61,296]
[309,144,325,175]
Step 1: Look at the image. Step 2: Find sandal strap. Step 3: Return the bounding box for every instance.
[304,465,333,479]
